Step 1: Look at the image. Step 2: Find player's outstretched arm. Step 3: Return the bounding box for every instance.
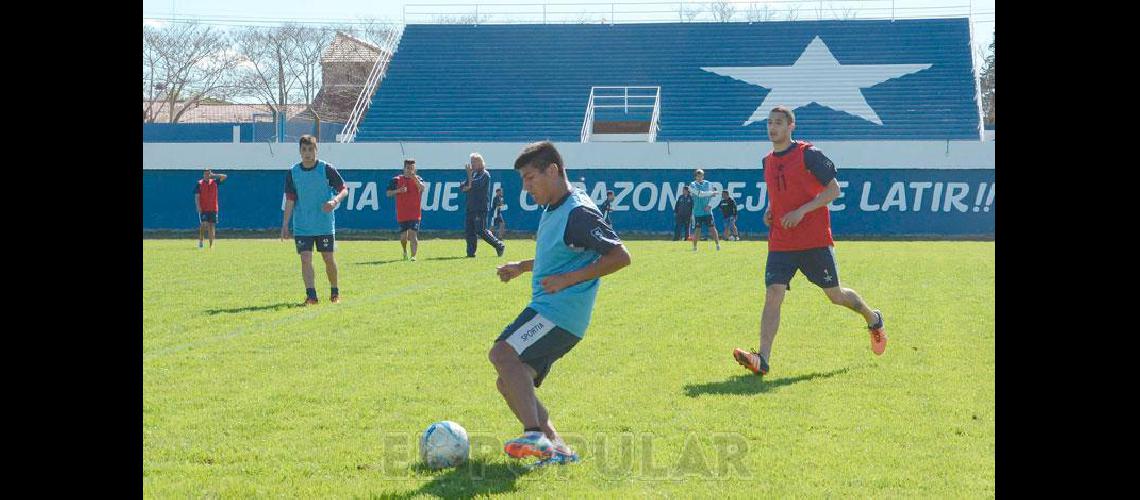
[497,259,534,283]
[540,244,631,293]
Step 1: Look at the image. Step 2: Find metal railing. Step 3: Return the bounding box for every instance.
[338,26,405,143]
[580,86,661,142]
[403,1,993,25]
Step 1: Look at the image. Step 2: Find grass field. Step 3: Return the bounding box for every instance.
[143,238,995,498]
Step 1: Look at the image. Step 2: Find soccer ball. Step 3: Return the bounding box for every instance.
[419,421,469,469]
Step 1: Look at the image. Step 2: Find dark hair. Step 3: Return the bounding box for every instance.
[770,105,796,124]
[403,158,416,166]
[683,185,690,190]
[299,135,317,147]
[606,190,615,196]
[513,141,565,176]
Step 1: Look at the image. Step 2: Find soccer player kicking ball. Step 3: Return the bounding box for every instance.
[492,141,631,464]
[733,106,887,377]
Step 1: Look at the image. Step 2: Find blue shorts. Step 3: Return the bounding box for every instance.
[765,246,840,290]
[199,212,218,224]
[398,220,420,232]
[496,307,580,388]
[295,235,335,254]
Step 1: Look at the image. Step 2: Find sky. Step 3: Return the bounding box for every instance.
[143,0,994,68]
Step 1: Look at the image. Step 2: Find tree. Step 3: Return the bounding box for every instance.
[980,31,995,126]
[431,12,493,24]
[832,2,857,20]
[784,3,802,21]
[233,25,303,119]
[348,18,402,49]
[745,3,777,22]
[681,4,704,22]
[288,26,334,107]
[710,1,737,22]
[142,22,242,123]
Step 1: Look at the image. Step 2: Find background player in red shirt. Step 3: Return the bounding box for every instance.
[386,159,427,261]
[733,106,887,377]
[194,169,227,249]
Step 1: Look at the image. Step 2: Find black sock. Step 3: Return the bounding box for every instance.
[306,288,317,299]
[331,287,339,296]
[524,427,542,433]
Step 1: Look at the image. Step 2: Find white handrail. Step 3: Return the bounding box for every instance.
[580,87,596,142]
[581,85,661,142]
[649,86,661,142]
[338,26,404,143]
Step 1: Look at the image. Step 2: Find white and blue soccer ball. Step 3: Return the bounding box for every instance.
[419,421,469,469]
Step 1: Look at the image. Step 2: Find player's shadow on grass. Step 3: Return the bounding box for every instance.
[353,259,404,266]
[381,458,535,499]
[422,256,469,261]
[205,302,303,315]
[682,368,851,397]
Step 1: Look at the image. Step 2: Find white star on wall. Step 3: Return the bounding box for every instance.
[701,36,933,126]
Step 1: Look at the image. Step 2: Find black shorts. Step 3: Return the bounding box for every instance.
[199,212,218,224]
[765,246,840,290]
[398,220,420,232]
[694,215,714,228]
[295,235,335,254]
[496,307,580,388]
[492,215,504,225]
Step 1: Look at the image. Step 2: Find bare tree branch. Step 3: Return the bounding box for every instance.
[785,3,802,21]
[710,1,737,22]
[682,5,704,22]
[980,31,995,126]
[745,3,777,22]
[142,22,241,123]
[288,25,334,107]
[233,25,303,114]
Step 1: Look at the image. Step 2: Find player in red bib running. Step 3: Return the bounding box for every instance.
[733,106,887,377]
[386,159,427,261]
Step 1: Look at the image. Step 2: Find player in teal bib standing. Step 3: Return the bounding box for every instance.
[689,169,722,251]
[279,135,349,305]
[492,141,632,464]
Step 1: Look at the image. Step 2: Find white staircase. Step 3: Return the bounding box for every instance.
[337,26,405,143]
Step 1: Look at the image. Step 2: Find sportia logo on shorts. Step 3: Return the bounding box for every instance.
[521,321,546,342]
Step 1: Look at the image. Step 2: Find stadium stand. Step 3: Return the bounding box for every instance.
[355,19,980,142]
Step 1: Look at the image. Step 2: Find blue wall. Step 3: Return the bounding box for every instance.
[148,168,994,236]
